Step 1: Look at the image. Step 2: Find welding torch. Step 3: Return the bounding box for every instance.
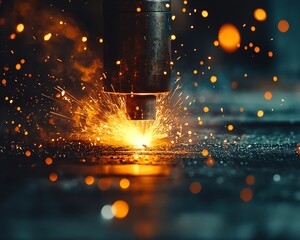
[103,0,172,120]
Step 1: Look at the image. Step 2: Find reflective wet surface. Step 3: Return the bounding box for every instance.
[1,119,300,239]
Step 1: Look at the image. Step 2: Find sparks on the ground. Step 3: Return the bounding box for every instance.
[50,83,182,148]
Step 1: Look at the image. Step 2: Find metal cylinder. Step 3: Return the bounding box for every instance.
[103,0,171,120]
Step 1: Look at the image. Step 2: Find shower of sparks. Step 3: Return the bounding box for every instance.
[0,0,296,151]
[49,83,183,148]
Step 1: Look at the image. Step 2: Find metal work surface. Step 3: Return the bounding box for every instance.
[1,119,299,239]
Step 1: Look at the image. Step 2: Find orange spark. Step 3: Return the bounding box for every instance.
[16,23,24,33]
[254,8,267,22]
[112,200,129,219]
[218,24,241,53]
[278,20,289,33]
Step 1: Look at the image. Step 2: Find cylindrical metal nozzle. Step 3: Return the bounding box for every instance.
[103,0,171,120]
[125,95,156,120]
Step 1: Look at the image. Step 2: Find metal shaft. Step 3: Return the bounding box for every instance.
[103,0,171,120]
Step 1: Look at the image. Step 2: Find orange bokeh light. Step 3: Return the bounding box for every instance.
[119,178,130,190]
[112,200,129,219]
[25,150,31,157]
[210,75,217,83]
[189,181,202,194]
[49,173,58,182]
[240,188,253,202]
[257,110,264,118]
[16,23,24,33]
[203,106,209,113]
[85,176,95,185]
[228,124,234,131]
[44,33,52,41]
[245,175,255,186]
[268,51,273,57]
[206,157,215,167]
[45,157,53,165]
[218,24,241,53]
[254,8,267,22]
[264,91,273,101]
[278,20,289,33]
[232,81,238,89]
[15,64,21,70]
[201,149,209,157]
[10,34,16,40]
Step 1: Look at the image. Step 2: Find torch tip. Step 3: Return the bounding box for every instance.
[125,95,156,120]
